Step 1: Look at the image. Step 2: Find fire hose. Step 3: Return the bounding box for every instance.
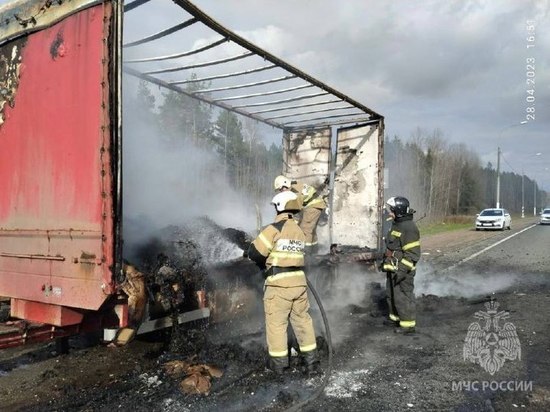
[283,277,333,412]
[211,275,333,410]
[221,227,333,408]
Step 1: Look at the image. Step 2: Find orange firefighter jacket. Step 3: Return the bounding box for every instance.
[291,181,326,210]
[247,213,307,287]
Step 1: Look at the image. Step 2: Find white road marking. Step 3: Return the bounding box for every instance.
[443,224,538,273]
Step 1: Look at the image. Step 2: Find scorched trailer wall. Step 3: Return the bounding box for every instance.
[282,122,384,252]
[0,0,385,346]
[0,0,123,328]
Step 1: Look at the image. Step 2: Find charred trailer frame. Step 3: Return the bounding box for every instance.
[0,0,384,348]
[123,0,385,261]
[282,122,385,260]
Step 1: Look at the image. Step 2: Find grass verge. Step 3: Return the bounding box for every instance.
[417,216,473,236]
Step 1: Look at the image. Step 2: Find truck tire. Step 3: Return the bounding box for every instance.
[0,304,9,322]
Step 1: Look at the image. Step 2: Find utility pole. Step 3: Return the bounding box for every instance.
[520,153,543,217]
[495,121,527,209]
[521,172,525,218]
[534,181,537,216]
[496,147,501,208]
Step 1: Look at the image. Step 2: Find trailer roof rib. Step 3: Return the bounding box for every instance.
[169,65,277,85]
[123,18,198,48]
[123,0,383,130]
[232,92,330,109]
[144,52,254,75]
[125,38,227,63]
[249,99,341,115]
[212,85,314,102]
[124,0,151,12]
[263,106,353,121]
[192,76,297,94]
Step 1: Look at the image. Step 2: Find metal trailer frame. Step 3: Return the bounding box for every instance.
[0,0,384,348]
[123,0,383,130]
[123,0,386,253]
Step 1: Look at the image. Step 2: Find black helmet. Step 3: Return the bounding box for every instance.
[386,196,411,217]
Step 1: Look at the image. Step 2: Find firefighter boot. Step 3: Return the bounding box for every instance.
[394,326,416,335]
[383,319,399,327]
[267,356,288,375]
[302,350,321,377]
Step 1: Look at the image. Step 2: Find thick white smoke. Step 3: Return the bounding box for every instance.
[415,264,519,297]
[122,89,274,258]
[308,265,384,346]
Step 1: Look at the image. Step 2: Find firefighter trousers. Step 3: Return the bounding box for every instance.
[386,270,416,328]
[263,285,317,358]
[299,207,323,248]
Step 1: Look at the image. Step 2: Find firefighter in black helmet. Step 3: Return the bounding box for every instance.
[382,196,421,334]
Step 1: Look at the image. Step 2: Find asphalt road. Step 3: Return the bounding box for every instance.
[466,222,548,274]
[1,220,549,411]
[301,218,550,411]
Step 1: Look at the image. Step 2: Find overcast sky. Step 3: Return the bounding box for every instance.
[2,0,549,190]
[181,0,550,190]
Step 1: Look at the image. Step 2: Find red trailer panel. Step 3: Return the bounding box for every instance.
[0,2,118,324]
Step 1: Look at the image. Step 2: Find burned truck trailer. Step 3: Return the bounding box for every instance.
[0,0,128,347]
[0,0,384,347]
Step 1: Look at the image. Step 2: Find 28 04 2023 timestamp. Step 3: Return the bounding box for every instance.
[526,57,535,121]
[525,20,535,122]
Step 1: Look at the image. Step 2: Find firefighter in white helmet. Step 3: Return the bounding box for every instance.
[273,175,327,254]
[247,191,319,375]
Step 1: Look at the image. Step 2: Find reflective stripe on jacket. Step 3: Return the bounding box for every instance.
[248,213,307,287]
[385,215,421,271]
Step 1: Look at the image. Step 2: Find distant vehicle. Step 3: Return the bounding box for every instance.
[540,208,550,225]
[475,208,511,231]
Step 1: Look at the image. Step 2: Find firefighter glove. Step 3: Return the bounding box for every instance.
[381,256,398,273]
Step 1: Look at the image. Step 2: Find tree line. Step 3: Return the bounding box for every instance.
[385,128,547,219]
[130,80,546,221]
[131,79,282,205]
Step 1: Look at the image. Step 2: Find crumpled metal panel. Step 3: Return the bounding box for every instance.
[282,128,331,189]
[281,128,331,250]
[331,123,383,249]
[0,0,101,46]
[281,124,383,251]
[0,38,24,125]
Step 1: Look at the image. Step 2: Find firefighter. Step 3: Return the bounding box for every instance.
[273,175,327,255]
[247,191,319,375]
[382,196,421,334]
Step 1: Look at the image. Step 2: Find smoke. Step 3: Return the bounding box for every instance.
[415,264,519,298]
[308,262,535,347]
[308,264,384,346]
[122,88,273,261]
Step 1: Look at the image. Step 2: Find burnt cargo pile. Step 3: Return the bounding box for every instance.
[126,218,261,327]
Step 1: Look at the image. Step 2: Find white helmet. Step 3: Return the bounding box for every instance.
[271,191,301,212]
[273,175,292,191]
